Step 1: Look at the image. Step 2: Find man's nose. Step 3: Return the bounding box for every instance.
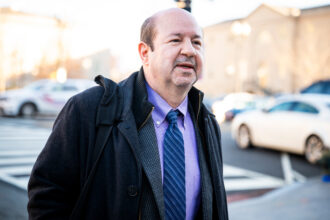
[181,39,196,57]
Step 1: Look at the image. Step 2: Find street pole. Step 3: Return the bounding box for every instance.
[175,0,192,12]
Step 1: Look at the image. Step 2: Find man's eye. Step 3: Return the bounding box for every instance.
[170,39,180,43]
[193,41,202,46]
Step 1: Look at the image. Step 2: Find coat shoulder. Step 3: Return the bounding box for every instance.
[72,86,104,109]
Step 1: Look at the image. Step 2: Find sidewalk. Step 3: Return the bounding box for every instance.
[0,179,28,220]
[228,176,330,220]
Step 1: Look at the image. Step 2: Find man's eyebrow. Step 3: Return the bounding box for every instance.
[169,33,202,39]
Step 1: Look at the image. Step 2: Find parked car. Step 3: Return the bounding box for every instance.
[212,92,265,123]
[300,79,330,95]
[231,94,330,164]
[224,96,273,121]
[203,95,225,112]
[0,79,95,117]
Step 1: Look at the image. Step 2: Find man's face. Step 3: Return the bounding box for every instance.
[148,10,204,91]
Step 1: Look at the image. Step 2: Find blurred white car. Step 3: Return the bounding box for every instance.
[231,94,330,163]
[0,79,95,117]
[212,92,271,124]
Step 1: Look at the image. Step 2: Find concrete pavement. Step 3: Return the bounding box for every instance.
[1,176,329,219]
[229,176,330,220]
[0,180,28,220]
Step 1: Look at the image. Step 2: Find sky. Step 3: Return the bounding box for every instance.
[1,0,330,72]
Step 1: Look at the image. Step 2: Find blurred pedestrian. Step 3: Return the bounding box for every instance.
[27,8,228,220]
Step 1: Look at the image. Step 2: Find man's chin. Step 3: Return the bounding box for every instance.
[174,77,197,88]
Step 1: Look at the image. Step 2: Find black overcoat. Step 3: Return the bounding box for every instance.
[27,69,228,219]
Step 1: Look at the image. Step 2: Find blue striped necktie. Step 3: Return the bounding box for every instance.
[163,110,186,220]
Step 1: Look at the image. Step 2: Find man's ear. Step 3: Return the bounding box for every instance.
[138,41,150,65]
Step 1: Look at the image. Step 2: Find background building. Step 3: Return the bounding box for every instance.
[197,4,330,96]
[0,7,115,91]
[0,7,71,90]
[66,48,115,81]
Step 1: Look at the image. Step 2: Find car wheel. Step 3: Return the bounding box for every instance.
[237,124,252,149]
[305,135,325,164]
[20,103,37,117]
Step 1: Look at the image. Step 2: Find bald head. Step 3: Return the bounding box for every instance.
[140,8,201,51]
[138,8,204,107]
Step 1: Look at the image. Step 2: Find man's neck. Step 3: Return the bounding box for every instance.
[148,82,189,108]
[164,92,187,109]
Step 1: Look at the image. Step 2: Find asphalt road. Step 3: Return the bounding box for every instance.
[0,180,28,219]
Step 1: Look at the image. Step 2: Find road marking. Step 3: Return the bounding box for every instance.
[281,152,294,184]
[0,157,37,165]
[0,147,44,151]
[223,165,285,191]
[0,173,27,190]
[0,121,47,190]
[0,136,49,140]
[292,170,307,182]
[281,152,306,183]
[0,165,33,174]
[0,150,41,157]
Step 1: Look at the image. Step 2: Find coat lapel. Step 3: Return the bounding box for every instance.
[197,131,213,220]
[189,103,213,220]
[118,110,164,220]
[137,117,165,220]
[118,69,165,219]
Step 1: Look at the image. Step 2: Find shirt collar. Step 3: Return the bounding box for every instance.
[146,82,188,128]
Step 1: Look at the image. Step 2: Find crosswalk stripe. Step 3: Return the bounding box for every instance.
[223,165,284,191]
[18,177,30,187]
[0,136,49,140]
[0,173,27,190]
[0,150,41,157]
[225,176,284,191]
[0,127,50,133]
[0,147,43,151]
[0,166,33,175]
[0,157,37,165]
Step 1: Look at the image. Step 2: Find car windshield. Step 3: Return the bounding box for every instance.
[268,102,293,112]
[50,83,78,92]
[24,80,51,91]
[301,81,330,94]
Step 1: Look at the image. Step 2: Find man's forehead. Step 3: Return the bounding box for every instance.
[154,14,202,35]
[168,32,202,39]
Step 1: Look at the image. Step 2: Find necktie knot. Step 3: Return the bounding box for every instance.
[166,110,179,125]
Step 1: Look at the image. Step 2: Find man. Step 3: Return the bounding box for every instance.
[28,8,228,220]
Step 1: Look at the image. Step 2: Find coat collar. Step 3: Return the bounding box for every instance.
[132,68,154,130]
[120,67,206,129]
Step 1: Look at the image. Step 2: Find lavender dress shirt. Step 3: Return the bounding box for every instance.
[146,83,201,220]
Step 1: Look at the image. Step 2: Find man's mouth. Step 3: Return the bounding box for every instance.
[175,62,195,70]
